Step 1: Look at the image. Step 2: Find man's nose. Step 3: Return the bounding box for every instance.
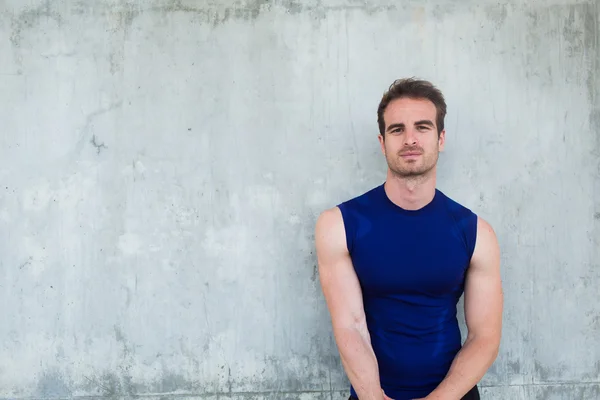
[404,128,418,145]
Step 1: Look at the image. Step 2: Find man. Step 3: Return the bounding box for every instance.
[315,78,503,400]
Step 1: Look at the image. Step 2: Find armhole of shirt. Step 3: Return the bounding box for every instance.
[443,197,478,265]
[466,211,478,263]
[337,202,354,254]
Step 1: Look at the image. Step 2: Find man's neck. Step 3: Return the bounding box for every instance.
[384,169,437,211]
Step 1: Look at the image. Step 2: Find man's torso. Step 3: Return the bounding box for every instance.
[338,183,478,399]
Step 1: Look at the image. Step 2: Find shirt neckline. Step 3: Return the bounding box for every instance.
[378,183,440,216]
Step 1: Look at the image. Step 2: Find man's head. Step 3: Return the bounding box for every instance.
[376,78,447,179]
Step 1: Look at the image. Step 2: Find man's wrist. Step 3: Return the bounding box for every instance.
[422,388,451,400]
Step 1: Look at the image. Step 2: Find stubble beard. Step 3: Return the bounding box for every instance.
[387,150,439,181]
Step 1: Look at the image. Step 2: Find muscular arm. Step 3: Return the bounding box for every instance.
[315,207,388,400]
[426,217,504,400]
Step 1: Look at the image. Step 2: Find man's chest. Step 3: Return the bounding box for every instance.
[350,222,471,296]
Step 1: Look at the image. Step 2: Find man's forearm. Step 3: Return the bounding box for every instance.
[334,325,384,400]
[427,335,499,399]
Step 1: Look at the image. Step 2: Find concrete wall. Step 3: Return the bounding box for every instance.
[1,0,598,399]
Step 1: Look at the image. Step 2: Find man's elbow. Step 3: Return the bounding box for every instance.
[332,316,369,344]
[487,337,501,362]
[467,332,501,361]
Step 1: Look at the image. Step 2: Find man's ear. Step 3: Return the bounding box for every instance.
[438,129,446,152]
[378,134,386,155]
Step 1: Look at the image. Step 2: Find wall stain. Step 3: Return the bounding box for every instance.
[156,372,197,393]
[112,326,136,395]
[73,102,122,157]
[579,359,600,382]
[105,0,300,31]
[18,256,32,270]
[36,368,72,398]
[583,3,599,125]
[532,384,600,400]
[90,135,108,155]
[563,6,584,59]
[534,360,551,382]
[485,3,508,29]
[526,9,539,28]
[87,0,397,32]
[7,0,398,76]
[534,360,570,384]
[8,2,63,74]
[507,360,521,374]
[431,3,457,21]
[100,372,120,396]
[67,361,346,398]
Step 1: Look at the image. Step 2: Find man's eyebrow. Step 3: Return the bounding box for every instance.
[386,123,405,132]
[414,120,435,127]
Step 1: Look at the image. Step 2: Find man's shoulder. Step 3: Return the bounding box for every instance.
[316,206,343,228]
[315,184,383,250]
[436,190,480,256]
[315,206,347,255]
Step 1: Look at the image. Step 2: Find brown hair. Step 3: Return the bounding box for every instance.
[377,77,447,137]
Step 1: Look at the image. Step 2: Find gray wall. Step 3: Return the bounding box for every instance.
[1,0,598,399]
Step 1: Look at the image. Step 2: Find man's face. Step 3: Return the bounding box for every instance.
[378,97,445,178]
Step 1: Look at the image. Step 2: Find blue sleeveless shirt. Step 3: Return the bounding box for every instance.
[337,183,478,400]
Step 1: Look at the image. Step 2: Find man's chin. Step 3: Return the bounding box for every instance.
[390,166,431,178]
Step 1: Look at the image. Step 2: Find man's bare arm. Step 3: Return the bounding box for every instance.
[426,216,504,400]
[315,207,388,400]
